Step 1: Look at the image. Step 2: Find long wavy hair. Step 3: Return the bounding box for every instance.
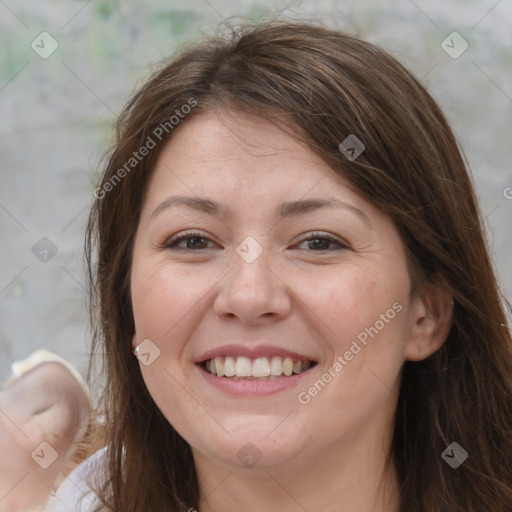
[84,19,512,512]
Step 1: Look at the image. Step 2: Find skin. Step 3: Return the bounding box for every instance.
[0,362,90,512]
[130,109,452,512]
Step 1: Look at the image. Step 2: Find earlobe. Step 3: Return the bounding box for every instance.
[132,331,139,350]
[405,283,454,362]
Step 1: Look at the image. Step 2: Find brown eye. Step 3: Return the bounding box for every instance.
[296,232,347,251]
[164,231,216,250]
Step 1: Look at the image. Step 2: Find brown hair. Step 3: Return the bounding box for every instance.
[85,19,512,512]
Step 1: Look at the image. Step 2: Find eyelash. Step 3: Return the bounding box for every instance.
[162,230,348,252]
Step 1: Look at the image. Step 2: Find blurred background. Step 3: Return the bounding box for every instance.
[1,0,511,385]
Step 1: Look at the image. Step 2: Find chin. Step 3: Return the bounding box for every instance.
[187,414,314,471]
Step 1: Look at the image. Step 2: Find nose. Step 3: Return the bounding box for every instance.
[213,243,292,325]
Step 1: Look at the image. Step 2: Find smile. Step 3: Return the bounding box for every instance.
[203,356,316,379]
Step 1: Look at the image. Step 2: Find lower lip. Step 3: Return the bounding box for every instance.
[197,364,313,396]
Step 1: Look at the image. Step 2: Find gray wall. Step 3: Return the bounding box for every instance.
[1,0,511,382]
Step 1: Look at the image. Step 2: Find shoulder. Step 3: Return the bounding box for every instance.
[45,447,107,512]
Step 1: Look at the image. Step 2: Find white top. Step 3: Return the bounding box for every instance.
[45,447,107,512]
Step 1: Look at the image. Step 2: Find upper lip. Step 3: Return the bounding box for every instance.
[195,344,318,364]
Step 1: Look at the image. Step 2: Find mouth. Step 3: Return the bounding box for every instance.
[200,355,317,380]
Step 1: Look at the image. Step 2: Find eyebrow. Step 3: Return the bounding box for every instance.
[150,195,371,226]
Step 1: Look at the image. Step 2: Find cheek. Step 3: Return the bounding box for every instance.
[294,268,408,431]
[131,262,208,343]
[301,264,397,350]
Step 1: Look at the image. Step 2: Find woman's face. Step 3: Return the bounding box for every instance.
[130,109,424,473]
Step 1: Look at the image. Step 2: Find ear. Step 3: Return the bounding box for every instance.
[404,282,454,361]
[132,331,139,350]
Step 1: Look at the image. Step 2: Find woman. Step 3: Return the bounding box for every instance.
[48,19,512,512]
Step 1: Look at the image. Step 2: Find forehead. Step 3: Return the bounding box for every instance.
[147,110,352,200]
[134,110,408,268]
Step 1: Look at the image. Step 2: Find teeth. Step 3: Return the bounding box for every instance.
[215,357,224,377]
[235,356,252,377]
[270,356,283,376]
[205,355,313,379]
[252,357,270,377]
[224,356,236,377]
[282,357,294,376]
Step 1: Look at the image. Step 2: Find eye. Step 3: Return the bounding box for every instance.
[161,230,348,252]
[163,231,217,250]
[295,232,348,251]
